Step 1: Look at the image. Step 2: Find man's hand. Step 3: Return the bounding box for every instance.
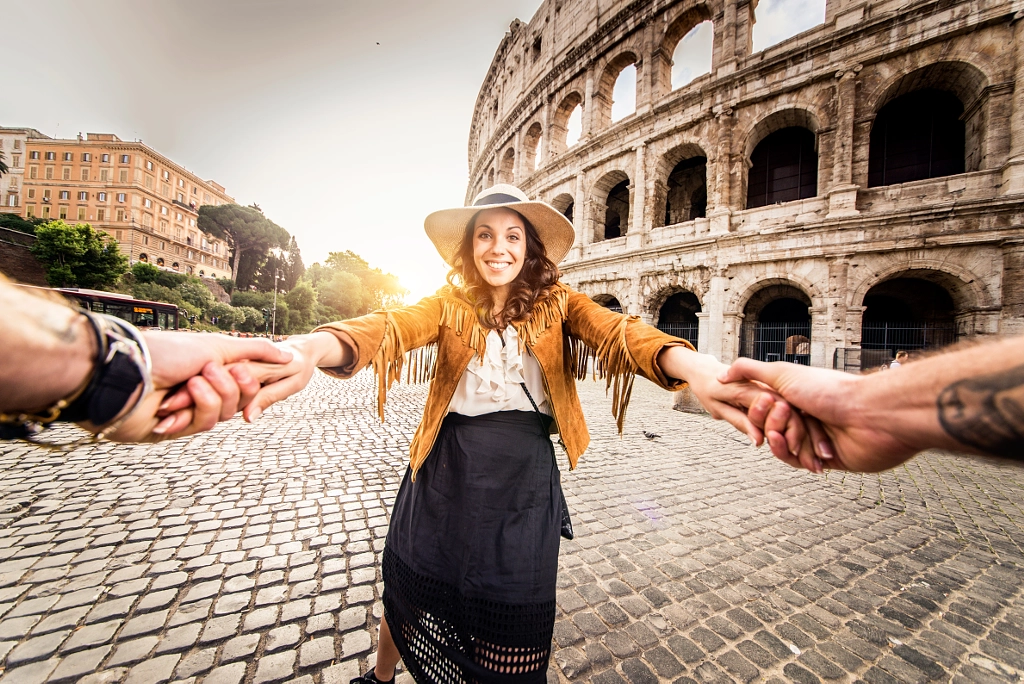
[719,359,920,473]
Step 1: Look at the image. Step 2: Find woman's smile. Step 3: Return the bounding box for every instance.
[471,208,527,295]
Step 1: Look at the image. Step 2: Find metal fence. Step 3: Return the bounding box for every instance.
[860,322,957,356]
[833,347,895,373]
[739,322,812,365]
[657,322,699,348]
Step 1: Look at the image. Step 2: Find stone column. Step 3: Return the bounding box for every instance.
[827,66,862,218]
[1002,239,1024,334]
[540,96,552,165]
[511,128,523,184]
[826,256,851,362]
[717,0,738,76]
[582,67,595,140]
[1002,16,1024,195]
[627,143,646,250]
[709,107,735,234]
[571,173,586,259]
[809,305,828,368]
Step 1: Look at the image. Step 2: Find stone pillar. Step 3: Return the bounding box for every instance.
[702,269,732,361]
[809,305,828,368]
[627,143,646,250]
[571,174,586,259]
[582,68,595,140]
[1001,239,1024,334]
[709,107,735,234]
[695,312,710,355]
[717,0,738,76]
[540,97,552,165]
[827,67,861,218]
[1002,16,1024,195]
[826,256,851,363]
[511,128,523,184]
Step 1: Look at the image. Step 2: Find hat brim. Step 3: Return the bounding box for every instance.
[424,201,575,267]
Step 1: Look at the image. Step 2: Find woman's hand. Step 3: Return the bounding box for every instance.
[657,347,822,467]
[237,331,349,422]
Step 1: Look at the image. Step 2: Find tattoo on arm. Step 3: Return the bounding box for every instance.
[937,364,1024,460]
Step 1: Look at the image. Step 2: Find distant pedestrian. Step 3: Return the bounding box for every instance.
[242,185,813,684]
[890,350,908,369]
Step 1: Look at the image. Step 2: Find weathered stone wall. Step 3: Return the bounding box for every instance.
[468,0,1024,373]
[0,227,47,286]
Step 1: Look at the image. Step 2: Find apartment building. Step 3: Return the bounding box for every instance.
[21,132,234,279]
[0,127,49,214]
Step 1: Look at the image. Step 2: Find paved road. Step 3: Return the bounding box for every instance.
[0,370,1022,684]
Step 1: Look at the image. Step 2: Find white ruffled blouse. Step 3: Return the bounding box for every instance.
[448,326,551,416]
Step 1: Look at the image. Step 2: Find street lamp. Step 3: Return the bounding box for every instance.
[271,269,280,336]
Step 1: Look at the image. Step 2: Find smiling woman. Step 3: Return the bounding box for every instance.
[241,184,817,684]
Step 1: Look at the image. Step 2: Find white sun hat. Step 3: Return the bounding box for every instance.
[424,184,575,266]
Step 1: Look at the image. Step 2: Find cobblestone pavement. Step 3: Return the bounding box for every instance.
[1,370,1023,684]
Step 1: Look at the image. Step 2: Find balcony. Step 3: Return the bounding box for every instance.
[172,199,198,214]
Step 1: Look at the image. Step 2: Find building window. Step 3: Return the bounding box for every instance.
[78,191,87,200]
[116,209,125,222]
[159,241,165,250]
[119,170,128,183]
[97,208,105,221]
[7,195,18,207]
[59,206,68,219]
[62,167,71,180]
[175,212,182,221]
[120,155,130,164]
[101,153,110,163]
[45,167,53,180]
[145,160,153,171]
[30,151,39,160]
[143,235,149,245]
[162,170,170,180]
[43,190,51,200]
[178,178,185,188]
[161,183,169,197]
[78,207,86,220]
[29,167,37,179]
[115,230,123,240]
[98,192,107,201]
[45,152,55,161]
[63,152,72,161]
[41,205,50,218]
[11,155,19,168]
[26,205,35,218]
[100,169,109,181]
[143,198,152,209]
[83,153,92,162]
[59,191,70,200]
[142,214,152,228]
[145,175,153,189]
[27,189,35,199]
[117,193,126,203]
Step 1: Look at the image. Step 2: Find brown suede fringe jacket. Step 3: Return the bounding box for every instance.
[314,282,694,479]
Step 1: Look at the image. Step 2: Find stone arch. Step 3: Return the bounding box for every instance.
[575,280,633,313]
[591,293,624,313]
[850,260,992,314]
[550,192,575,223]
[156,257,165,267]
[172,262,180,271]
[138,253,149,263]
[594,51,641,131]
[652,286,702,346]
[654,142,710,227]
[498,147,516,184]
[550,91,584,156]
[742,107,822,209]
[589,169,631,241]
[522,121,543,174]
[866,61,990,181]
[736,278,817,363]
[658,5,715,94]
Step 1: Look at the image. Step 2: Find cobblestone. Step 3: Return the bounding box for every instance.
[0,373,1021,682]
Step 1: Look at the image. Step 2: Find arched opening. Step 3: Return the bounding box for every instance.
[499,148,515,184]
[523,122,543,173]
[665,156,708,225]
[746,127,818,208]
[860,276,958,364]
[868,90,966,187]
[551,193,575,224]
[656,291,700,347]
[740,284,812,364]
[592,171,631,241]
[138,253,149,263]
[156,257,165,267]
[611,64,637,122]
[551,92,584,154]
[604,180,630,240]
[751,0,826,52]
[596,53,639,129]
[172,262,180,270]
[186,265,193,275]
[593,295,623,314]
[671,21,713,89]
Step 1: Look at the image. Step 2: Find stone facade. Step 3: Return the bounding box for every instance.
[467,0,1024,370]
[0,127,48,214]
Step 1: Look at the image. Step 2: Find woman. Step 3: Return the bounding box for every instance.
[245,185,810,684]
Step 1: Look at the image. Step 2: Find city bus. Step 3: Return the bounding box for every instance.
[21,286,180,330]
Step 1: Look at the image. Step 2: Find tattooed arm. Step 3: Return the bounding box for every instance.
[717,336,1024,473]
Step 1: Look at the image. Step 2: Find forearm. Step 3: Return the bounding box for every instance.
[657,345,715,384]
[859,337,1024,458]
[1,283,97,413]
[303,330,353,369]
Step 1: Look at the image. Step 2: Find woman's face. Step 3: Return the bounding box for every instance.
[471,208,527,293]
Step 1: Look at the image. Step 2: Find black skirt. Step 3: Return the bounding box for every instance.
[382,411,563,684]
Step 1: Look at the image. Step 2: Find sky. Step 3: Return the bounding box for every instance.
[2,0,824,302]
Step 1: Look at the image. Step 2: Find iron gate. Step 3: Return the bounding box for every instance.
[739,322,811,365]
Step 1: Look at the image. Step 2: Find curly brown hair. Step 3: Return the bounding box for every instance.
[446,209,561,329]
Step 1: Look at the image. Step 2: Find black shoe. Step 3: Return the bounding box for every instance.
[351,669,395,684]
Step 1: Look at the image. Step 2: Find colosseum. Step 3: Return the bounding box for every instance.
[467,0,1024,374]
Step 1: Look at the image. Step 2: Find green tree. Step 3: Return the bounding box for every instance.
[208,302,245,330]
[131,262,160,284]
[216,277,235,295]
[234,306,265,333]
[30,220,128,289]
[197,204,291,290]
[132,282,185,308]
[319,270,364,319]
[0,214,43,236]
[231,289,273,310]
[282,235,305,290]
[324,249,406,312]
[179,278,216,313]
[0,151,8,177]
[155,270,188,289]
[285,282,316,322]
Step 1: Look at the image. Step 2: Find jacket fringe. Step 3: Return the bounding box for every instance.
[568,316,640,434]
[369,312,405,422]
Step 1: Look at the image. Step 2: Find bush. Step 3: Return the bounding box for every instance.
[179,278,216,313]
[234,306,266,333]
[231,290,273,310]
[132,262,160,284]
[208,302,245,330]
[132,282,185,308]
[155,271,188,289]
[216,277,235,295]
